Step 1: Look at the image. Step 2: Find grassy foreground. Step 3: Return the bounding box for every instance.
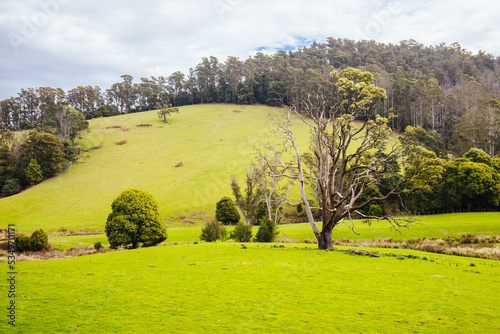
[2,243,499,333]
[0,104,310,233]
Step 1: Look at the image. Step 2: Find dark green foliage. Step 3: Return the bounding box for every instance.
[94,241,102,251]
[25,158,43,185]
[230,221,253,242]
[15,234,31,252]
[215,197,240,225]
[254,218,279,242]
[105,188,167,249]
[20,131,65,177]
[357,184,385,215]
[200,220,228,242]
[254,201,268,225]
[2,178,20,196]
[29,229,48,252]
[296,203,304,213]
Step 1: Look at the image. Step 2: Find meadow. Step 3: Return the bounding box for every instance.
[48,212,500,251]
[0,104,311,233]
[1,243,499,333]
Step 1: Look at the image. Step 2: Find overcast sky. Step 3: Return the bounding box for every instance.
[1,0,500,100]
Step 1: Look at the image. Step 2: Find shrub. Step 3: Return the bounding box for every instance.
[94,241,102,251]
[254,218,279,242]
[15,234,31,252]
[296,203,304,213]
[215,197,240,225]
[105,188,167,249]
[254,201,268,225]
[29,229,48,251]
[2,178,20,196]
[200,220,227,242]
[230,222,252,242]
[368,204,383,217]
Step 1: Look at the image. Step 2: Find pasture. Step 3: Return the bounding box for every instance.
[1,243,498,333]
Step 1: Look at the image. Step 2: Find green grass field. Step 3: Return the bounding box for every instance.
[2,243,499,333]
[0,104,311,233]
[48,212,500,251]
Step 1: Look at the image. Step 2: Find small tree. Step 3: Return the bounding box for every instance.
[157,104,179,123]
[200,220,228,242]
[230,221,253,242]
[231,169,260,225]
[215,197,240,225]
[254,218,279,242]
[25,158,43,185]
[94,241,103,251]
[29,229,48,251]
[105,188,167,249]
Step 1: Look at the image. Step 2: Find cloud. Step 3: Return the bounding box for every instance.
[1,0,500,99]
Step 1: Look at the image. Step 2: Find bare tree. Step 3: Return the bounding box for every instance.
[263,68,415,249]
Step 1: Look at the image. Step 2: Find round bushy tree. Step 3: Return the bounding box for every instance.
[29,229,48,251]
[105,188,167,249]
[200,220,228,242]
[215,197,240,225]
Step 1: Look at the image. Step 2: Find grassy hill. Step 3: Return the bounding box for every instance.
[0,104,311,233]
[2,243,499,333]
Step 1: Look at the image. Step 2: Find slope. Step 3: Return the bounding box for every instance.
[0,104,310,233]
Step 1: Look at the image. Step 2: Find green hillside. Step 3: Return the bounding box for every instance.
[0,104,310,233]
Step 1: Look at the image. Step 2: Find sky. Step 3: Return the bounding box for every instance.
[1,0,500,100]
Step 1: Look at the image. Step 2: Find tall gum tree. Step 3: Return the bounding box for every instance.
[264,67,415,249]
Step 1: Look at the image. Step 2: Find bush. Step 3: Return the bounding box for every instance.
[368,204,383,217]
[254,218,279,242]
[15,234,31,252]
[2,178,20,196]
[105,188,167,249]
[230,222,252,242]
[94,241,102,251]
[296,203,304,213]
[200,220,227,242]
[29,229,48,251]
[215,197,240,225]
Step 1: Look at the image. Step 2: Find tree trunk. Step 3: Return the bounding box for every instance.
[317,223,334,249]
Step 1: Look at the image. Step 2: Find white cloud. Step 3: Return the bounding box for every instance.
[1,0,500,99]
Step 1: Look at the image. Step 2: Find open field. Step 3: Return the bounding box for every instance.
[1,243,498,333]
[0,104,311,233]
[48,212,500,251]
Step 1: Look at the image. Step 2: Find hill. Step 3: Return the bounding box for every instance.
[0,104,310,233]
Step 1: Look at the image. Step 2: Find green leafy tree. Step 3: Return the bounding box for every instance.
[29,229,48,251]
[463,148,492,166]
[105,188,167,249]
[25,158,43,185]
[20,131,64,177]
[200,220,228,242]
[440,159,500,211]
[215,197,240,225]
[157,104,179,123]
[231,170,260,226]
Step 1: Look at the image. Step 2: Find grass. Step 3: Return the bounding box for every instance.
[47,212,500,251]
[1,243,498,333]
[280,212,500,242]
[0,104,311,233]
